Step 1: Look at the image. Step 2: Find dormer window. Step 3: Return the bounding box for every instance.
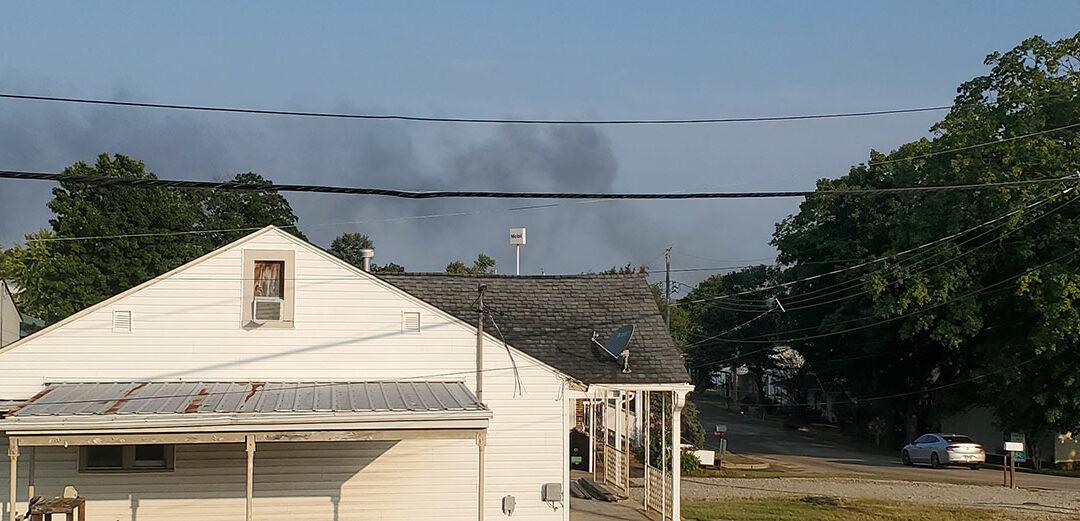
[242,250,295,327]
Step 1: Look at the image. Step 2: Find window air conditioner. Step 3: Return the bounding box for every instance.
[252,297,284,323]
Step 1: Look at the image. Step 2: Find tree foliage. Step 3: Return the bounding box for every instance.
[329,232,374,267]
[758,33,1080,450]
[328,232,406,273]
[201,172,306,245]
[681,265,789,395]
[446,254,497,275]
[3,154,304,324]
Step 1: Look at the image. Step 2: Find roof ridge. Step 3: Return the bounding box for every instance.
[377,272,644,279]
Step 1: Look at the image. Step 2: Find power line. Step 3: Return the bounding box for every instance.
[704,247,1079,345]
[777,189,1080,311]
[2,169,1075,200]
[19,199,609,242]
[674,185,1075,306]
[0,92,953,125]
[866,121,1080,167]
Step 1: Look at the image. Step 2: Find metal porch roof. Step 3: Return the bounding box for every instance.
[11,381,485,417]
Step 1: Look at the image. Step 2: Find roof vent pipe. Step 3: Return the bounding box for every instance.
[359,248,375,272]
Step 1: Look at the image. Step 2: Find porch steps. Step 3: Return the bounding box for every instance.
[577,477,618,502]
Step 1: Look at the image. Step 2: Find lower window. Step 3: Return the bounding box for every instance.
[79,445,174,472]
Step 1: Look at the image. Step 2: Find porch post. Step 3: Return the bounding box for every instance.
[623,392,630,497]
[476,431,487,521]
[660,393,666,520]
[643,391,649,511]
[587,393,595,473]
[670,392,686,521]
[26,448,34,502]
[7,438,17,521]
[245,435,256,521]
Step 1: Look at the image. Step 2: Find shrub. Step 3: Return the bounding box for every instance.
[681,451,701,473]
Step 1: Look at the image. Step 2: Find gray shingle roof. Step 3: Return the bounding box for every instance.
[378,273,690,385]
[12,381,484,416]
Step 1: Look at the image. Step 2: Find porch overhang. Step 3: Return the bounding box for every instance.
[0,380,491,441]
[1,381,491,521]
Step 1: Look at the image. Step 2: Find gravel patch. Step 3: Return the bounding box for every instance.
[680,477,1080,518]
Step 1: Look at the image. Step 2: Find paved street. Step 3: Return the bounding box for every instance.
[698,406,1080,492]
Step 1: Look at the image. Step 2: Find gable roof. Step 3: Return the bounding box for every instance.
[378,273,690,385]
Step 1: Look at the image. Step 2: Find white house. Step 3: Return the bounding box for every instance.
[0,226,691,521]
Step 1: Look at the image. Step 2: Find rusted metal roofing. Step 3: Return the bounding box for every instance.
[12,381,484,417]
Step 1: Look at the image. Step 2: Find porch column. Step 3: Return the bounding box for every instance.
[476,431,487,521]
[587,394,595,473]
[623,392,631,497]
[642,391,650,512]
[245,435,255,521]
[7,438,17,521]
[670,392,686,521]
[26,448,34,502]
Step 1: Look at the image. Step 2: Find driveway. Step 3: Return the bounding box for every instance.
[697,406,1080,492]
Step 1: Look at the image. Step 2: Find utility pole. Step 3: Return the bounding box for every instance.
[475,284,487,404]
[474,284,487,521]
[665,247,672,331]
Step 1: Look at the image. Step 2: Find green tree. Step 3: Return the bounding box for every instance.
[769,32,1080,452]
[328,232,406,273]
[1,230,105,322]
[4,155,309,325]
[446,254,496,274]
[201,172,305,246]
[329,232,374,267]
[39,154,210,321]
[681,265,787,395]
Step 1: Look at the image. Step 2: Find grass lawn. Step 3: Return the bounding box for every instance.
[682,497,1013,521]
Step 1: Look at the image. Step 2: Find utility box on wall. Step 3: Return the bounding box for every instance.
[541,482,562,502]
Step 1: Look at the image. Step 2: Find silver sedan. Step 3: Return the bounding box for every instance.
[901,433,985,469]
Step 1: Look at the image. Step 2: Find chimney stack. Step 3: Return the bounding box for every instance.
[360,248,375,272]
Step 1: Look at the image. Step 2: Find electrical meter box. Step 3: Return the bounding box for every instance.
[541,482,562,502]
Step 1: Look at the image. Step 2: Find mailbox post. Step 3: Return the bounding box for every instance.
[714,424,727,467]
[1003,441,1023,488]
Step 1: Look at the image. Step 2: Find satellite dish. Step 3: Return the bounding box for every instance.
[590,324,635,373]
[603,325,635,360]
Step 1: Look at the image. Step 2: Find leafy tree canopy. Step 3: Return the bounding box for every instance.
[446,254,496,275]
[201,172,306,246]
[329,232,406,273]
[761,32,1080,451]
[4,154,304,324]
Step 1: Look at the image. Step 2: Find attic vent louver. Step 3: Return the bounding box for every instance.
[112,310,132,333]
[402,311,421,333]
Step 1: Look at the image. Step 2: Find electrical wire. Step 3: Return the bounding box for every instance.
[1,169,1076,200]
[0,92,954,125]
[777,189,1080,311]
[866,121,1080,167]
[703,247,1079,345]
[674,184,1076,307]
[21,198,609,243]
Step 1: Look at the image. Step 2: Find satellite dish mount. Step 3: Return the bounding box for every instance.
[591,324,635,374]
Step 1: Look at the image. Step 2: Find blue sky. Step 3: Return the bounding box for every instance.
[1,2,1078,282]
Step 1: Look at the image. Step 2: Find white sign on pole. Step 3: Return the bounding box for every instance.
[1004,441,1024,452]
[510,227,527,245]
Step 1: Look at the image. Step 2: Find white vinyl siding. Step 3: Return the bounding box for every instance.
[0,229,567,521]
